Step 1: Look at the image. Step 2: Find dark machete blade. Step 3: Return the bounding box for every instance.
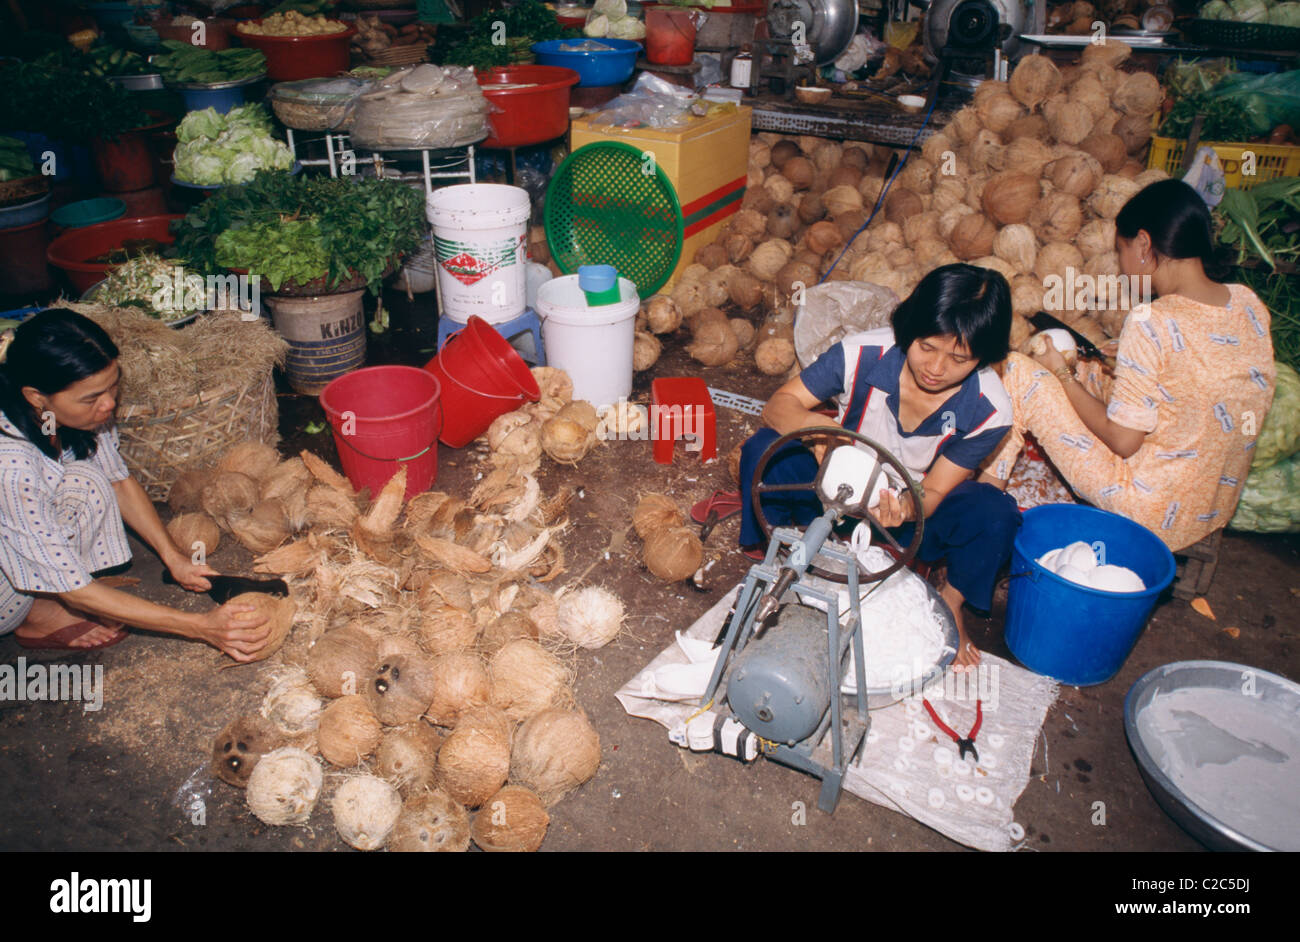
[1029,311,1107,361]
[162,572,289,605]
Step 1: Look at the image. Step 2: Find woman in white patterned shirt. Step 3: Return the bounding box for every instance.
[0,309,271,659]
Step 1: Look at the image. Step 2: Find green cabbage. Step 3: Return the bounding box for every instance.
[1229,0,1270,20]
[584,12,610,36]
[1230,451,1300,533]
[608,16,645,39]
[173,104,293,185]
[592,0,627,17]
[1268,1,1300,24]
[1251,362,1300,470]
[176,108,225,143]
[1200,0,1232,17]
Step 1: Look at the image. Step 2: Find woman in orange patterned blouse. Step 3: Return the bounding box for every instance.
[979,180,1275,552]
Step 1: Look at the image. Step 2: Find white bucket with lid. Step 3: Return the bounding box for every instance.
[537,274,640,410]
[426,183,530,323]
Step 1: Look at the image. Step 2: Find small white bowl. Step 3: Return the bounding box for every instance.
[897,94,926,113]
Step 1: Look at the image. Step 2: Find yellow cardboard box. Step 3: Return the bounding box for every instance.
[569,106,752,291]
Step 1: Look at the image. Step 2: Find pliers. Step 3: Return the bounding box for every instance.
[923,698,983,763]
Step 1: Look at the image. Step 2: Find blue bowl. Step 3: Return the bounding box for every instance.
[0,193,50,230]
[172,76,265,115]
[531,38,641,88]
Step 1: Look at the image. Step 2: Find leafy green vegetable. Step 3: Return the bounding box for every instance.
[1228,0,1270,21]
[1200,0,1231,17]
[0,135,36,181]
[0,59,148,142]
[1216,177,1300,270]
[216,219,330,292]
[433,0,578,70]
[173,105,294,185]
[152,41,266,84]
[173,172,425,294]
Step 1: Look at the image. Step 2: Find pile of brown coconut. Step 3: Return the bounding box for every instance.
[195,370,622,851]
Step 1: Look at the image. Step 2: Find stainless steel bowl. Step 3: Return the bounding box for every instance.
[109,73,165,91]
[1124,659,1300,852]
[165,74,267,91]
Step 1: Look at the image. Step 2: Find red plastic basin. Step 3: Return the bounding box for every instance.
[478,65,580,149]
[234,20,356,81]
[46,215,183,296]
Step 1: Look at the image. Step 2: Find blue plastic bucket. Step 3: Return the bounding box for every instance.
[1005,504,1175,686]
[176,84,250,114]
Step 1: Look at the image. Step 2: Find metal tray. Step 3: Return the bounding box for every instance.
[1124,659,1300,852]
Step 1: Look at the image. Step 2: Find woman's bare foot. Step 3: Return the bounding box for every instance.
[14,598,122,648]
[940,582,982,671]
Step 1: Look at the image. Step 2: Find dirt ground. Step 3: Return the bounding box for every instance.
[1,288,1297,854]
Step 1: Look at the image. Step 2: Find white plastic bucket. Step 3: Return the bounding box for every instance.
[426,184,530,323]
[537,274,640,409]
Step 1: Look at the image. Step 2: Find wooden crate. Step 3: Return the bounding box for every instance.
[570,105,751,291]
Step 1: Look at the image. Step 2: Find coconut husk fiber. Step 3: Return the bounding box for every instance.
[64,303,287,414]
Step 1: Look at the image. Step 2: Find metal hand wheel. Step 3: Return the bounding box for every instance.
[750,425,924,584]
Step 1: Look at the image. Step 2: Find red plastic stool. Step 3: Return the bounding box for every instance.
[651,377,716,464]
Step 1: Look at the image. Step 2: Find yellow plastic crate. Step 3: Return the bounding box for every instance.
[571,106,752,291]
[1148,134,1300,190]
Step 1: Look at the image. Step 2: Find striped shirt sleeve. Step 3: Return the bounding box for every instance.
[0,468,95,594]
[89,424,130,483]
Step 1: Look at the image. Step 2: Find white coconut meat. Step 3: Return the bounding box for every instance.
[261,667,323,736]
[245,747,323,827]
[332,774,403,851]
[555,586,626,650]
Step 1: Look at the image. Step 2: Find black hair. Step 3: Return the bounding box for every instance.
[1115,179,1221,276]
[891,263,1011,368]
[0,308,120,461]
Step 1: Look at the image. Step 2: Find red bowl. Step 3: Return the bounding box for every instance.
[477,65,580,149]
[46,215,184,296]
[234,19,356,81]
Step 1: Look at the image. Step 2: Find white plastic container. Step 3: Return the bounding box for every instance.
[426,183,530,323]
[536,273,640,409]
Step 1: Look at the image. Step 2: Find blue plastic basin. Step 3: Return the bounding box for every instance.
[531,39,641,88]
[0,193,50,230]
[1005,504,1176,686]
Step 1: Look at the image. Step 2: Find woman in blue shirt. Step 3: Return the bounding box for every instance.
[699,265,1021,669]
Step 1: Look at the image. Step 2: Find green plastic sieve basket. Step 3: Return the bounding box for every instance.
[543,141,684,299]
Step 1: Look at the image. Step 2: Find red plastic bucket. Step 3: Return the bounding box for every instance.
[478,65,580,148]
[645,7,696,66]
[91,114,174,193]
[319,365,443,500]
[0,219,53,295]
[423,316,540,448]
[235,21,357,81]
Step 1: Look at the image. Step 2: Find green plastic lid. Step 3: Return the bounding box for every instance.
[544,141,683,299]
[50,198,127,229]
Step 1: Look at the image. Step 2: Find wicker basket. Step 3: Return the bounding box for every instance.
[1182,18,1300,51]
[363,42,430,67]
[117,372,279,501]
[0,175,50,208]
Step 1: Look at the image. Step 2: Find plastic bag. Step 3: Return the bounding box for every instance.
[1252,361,1300,470]
[1202,70,1300,138]
[349,65,491,150]
[1230,450,1300,533]
[792,281,898,367]
[587,72,698,129]
[269,78,370,132]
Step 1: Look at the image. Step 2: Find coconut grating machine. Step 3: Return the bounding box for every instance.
[671,427,958,813]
